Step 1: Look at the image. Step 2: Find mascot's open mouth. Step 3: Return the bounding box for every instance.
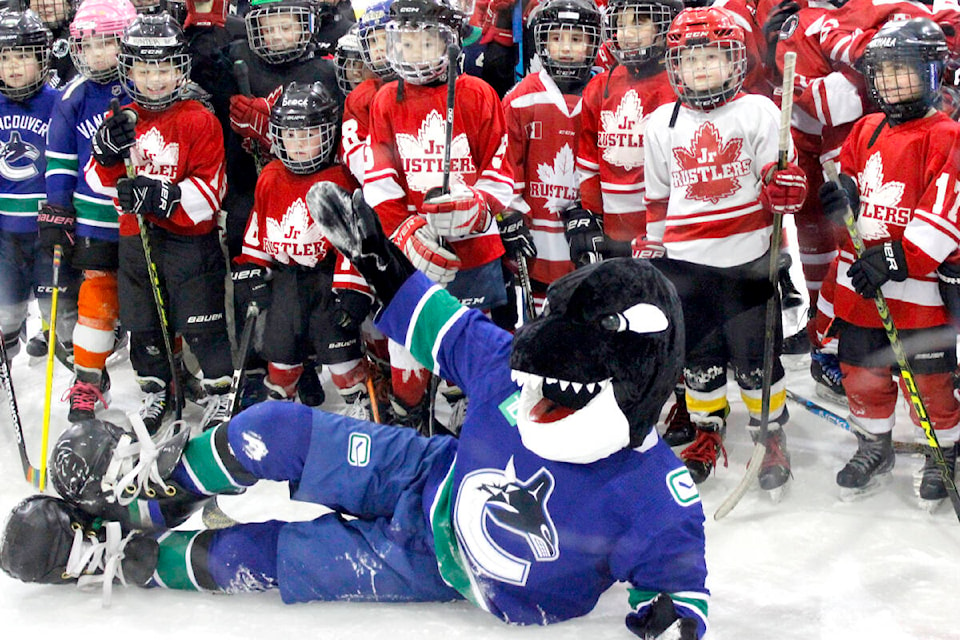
[511,370,609,422]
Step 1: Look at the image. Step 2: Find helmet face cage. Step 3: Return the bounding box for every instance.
[68,0,136,83]
[385,20,456,85]
[31,0,73,30]
[0,9,53,100]
[666,39,746,109]
[602,0,676,69]
[118,18,191,112]
[358,1,397,80]
[269,83,340,174]
[531,5,600,85]
[70,32,122,81]
[334,33,368,95]
[245,3,315,65]
[862,22,948,124]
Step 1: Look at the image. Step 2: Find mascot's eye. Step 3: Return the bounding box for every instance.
[598,303,669,334]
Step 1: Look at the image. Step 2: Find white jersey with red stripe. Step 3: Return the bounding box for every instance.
[502,69,580,284]
[576,65,676,242]
[363,75,512,270]
[339,77,383,184]
[644,93,793,268]
[835,111,960,330]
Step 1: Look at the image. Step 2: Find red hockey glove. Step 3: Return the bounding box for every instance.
[229,94,271,147]
[421,185,492,237]
[631,236,665,260]
[760,161,807,215]
[391,215,462,285]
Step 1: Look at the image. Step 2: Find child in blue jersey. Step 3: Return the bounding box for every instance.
[0,7,78,363]
[2,186,709,640]
[41,0,137,422]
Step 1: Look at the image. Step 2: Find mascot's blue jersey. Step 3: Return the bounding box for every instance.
[45,77,129,241]
[0,85,58,233]
[377,272,710,637]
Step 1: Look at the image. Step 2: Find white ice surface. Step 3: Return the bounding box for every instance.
[1,250,959,640]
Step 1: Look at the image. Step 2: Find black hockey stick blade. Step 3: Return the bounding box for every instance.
[0,337,42,487]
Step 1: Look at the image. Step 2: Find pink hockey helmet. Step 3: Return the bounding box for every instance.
[69,0,137,83]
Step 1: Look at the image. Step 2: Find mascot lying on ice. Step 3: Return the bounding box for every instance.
[1,185,709,639]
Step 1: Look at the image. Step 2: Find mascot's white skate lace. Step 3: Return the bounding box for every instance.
[107,414,186,506]
[64,520,137,607]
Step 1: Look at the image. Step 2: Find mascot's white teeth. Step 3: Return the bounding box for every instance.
[510,370,608,396]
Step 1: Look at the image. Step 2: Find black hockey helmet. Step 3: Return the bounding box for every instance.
[602,0,681,73]
[528,0,601,88]
[386,0,467,85]
[269,81,340,174]
[245,0,316,65]
[118,11,191,110]
[0,7,52,100]
[861,17,948,124]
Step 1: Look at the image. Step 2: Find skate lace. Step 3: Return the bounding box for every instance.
[339,391,371,421]
[139,389,167,422]
[664,401,690,429]
[846,440,888,474]
[200,392,233,428]
[62,379,108,412]
[811,351,844,386]
[761,434,789,471]
[64,521,138,606]
[111,414,185,506]
[683,429,728,467]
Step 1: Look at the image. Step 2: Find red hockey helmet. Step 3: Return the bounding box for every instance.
[665,7,746,110]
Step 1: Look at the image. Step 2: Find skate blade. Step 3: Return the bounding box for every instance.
[28,354,46,367]
[815,384,848,407]
[838,473,891,502]
[918,496,945,514]
[763,481,788,504]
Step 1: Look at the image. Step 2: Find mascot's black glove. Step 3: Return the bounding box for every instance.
[91,108,136,167]
[232,264,271,312]
[305,183,415,306]
[498,209,537,260]
[332,289,372,330]
[37,204,76,261]
[117,176,181,219]
[848,240,908,299]
[561,206,604,268]
[625,593,698,640]
[818,173,860,227]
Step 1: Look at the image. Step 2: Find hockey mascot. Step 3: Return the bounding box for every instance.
[0,186,709,639]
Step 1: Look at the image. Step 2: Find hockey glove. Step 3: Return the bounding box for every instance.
[497,209,537,261]
[818,173,860,226]
[760,161,808,215]
[331,289,372,331]
[421,185,492,237]
[392,214,461,285]
[229,94,271,147]
[304,183,416,306]
[847,240,908,299]
[37,204,76,260]
[117,176,181,219]
[561,206,604,268]
[631,236,665,260]
[232,264,271,312]
[625,593,699,640]
[91,108,136,167]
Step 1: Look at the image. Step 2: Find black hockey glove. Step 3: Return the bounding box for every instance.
[818,173,860,227]
[117,176,181,219]
[498,209,537,261]
[561,206,604,268]
[847,240,908,299]
[625,593,698,640]
[91,109,136,167]
[762,0,800,74]
[232,264,271,312]
[305,183,415,306]
[332,289,373,331]
[37,204,76,261]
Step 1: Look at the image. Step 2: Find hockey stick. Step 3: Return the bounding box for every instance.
[37,244,63,491]
[715,51,797,520]
[785,389,922,454]
[517,255,536,321]
[442,43,460,195]
[112,98,183,422]
[513,0,525,85]
[227,302,260,417]
[232,60,267,174]
[823,160,960,522]
[0,333,42,487]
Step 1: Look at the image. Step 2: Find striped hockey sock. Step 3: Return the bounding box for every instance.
[171,425,257,497]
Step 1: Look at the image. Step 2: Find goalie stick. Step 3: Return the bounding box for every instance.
[0,336,42,487]
[715,51,797,520]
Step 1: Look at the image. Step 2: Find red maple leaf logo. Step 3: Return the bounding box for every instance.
[672,122,745,205]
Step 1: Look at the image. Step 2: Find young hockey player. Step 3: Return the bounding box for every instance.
[42,0,138,423]
[1,185,709,640]
[500,0,601,311]
[364,0,513,429]
[817,18,960,507]
[333,27,370,99]
[84,12,232,432]
[0,8,74,364]
[642,6,808,490]
[29,0,77,88]
[233,82,375,417]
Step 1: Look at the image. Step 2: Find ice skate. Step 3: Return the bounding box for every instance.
[837,430,895,501]
[25,327,48,365]
[811,349,846,405]
[64,368,111,422]
[661,393,695,447]
[680,410,728,484]
[137,376,172,434]
[0,495,158,601]
[297,361,326,407]
[338,386,372,421]
[916,443,957,513]
[199,376,233,431]
[781,327,811,355]
[755,430,792,501]
[239,366,268,409]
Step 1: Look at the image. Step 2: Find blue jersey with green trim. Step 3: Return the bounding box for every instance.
[45,77,129,241]
[0,85,58,233]
[377,272,710,637]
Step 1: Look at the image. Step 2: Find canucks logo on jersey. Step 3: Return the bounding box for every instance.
[0,130,40,181]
